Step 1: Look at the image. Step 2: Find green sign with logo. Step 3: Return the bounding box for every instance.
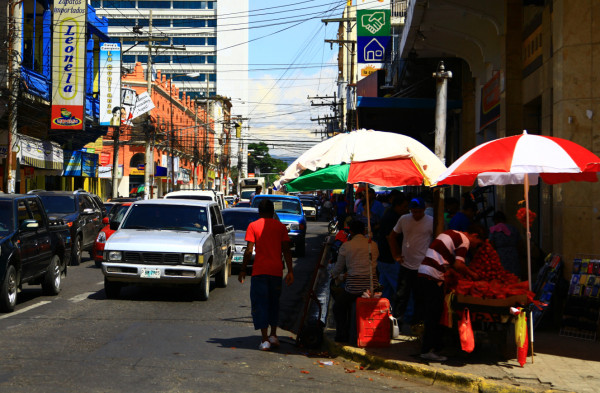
[357,10,391,37]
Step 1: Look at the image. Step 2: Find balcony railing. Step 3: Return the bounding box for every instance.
[391,0,408,26]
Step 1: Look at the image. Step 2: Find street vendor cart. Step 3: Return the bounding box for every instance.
[452,293,528,359]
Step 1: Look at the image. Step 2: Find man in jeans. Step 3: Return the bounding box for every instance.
[238,199,294,351]
[376,194,409,301]
[416,226,483,361]
[388,198,433,325]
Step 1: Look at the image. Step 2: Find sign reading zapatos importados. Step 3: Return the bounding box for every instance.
[51,0,87,130]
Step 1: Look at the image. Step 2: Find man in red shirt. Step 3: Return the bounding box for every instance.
[238,199,294,350]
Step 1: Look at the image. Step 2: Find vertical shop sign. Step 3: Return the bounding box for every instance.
[51,0,87,130]
[99,42,121,126]
[480,72,501,131]
[357,0,390,81]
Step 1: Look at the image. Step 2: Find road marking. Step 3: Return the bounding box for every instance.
[0,301,51,320]
[96,281,104,286]
[69,292,95,303]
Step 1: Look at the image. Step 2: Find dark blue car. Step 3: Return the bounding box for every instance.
[251,194,306,256]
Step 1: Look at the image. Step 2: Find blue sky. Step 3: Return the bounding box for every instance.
[245,0,347,159]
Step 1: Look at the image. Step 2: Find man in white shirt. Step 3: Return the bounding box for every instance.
[388,198,433,323]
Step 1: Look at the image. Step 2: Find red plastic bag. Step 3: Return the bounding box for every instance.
[458,308,475,353]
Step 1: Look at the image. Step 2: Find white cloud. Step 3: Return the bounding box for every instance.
[245,62,339,159]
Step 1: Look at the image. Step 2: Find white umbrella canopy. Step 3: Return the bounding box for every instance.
[275,129,447,189]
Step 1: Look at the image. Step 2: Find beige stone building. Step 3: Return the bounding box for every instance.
[346,0,600,276]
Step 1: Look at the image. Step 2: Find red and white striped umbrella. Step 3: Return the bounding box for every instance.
[437,131,600,186]
[437,130,600,291]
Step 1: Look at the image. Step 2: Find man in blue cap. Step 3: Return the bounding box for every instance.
[388,197,433,326]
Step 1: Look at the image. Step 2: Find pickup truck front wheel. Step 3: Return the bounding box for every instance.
[104,277,121,299]
[215,257,230,288]
[197,263,211,301]
[0,265,17,312]
[42,255,62,296]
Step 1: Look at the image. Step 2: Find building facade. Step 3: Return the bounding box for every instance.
[96,62,231,199]
[1,1,110,195]
[92,0,248,106]
[339,0,600,276]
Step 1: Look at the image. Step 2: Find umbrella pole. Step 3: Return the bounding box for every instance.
[525,176,532,292]
[365,186,374,297]
[530,309,535,363]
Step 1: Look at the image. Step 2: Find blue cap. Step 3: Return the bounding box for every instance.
[408,198,425,209]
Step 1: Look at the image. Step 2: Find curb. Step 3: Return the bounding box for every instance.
[323,336,568,393]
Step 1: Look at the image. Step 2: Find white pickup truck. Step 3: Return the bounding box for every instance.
[101,199,234,300]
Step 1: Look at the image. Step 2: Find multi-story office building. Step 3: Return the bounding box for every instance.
[91,0,248,108]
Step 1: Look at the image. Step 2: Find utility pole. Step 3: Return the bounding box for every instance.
[309,94,338,136]
[432,61,452,236]
[143,10,153,199]
[203,76,210,189]
[193,103,199,188]
[113,17,178,198]
[169,80,175,192]
[324,12,356,132]
[6,0,22,194]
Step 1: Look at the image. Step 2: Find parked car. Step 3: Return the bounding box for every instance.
[107,197,141,203]
[90,193,108,219]
[299,195,321,218]
[92,202,132,268]
[164,190,226,211]
[104,202,118,217]
[224,196,235,207]
[222,207,259,273]
[299,198,318,221]
[28,190,104,266]
[251,194,306,256]
[102,199,235,300]
[0,194,71,312]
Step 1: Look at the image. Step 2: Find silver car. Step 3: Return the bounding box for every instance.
[221,207,281,272]
[221,207,259,272]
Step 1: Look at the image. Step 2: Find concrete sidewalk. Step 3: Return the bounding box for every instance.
[323,326,600,393]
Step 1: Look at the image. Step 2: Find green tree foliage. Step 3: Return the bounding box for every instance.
[248,142,288,186]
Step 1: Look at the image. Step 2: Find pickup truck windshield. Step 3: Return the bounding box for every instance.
[165,195,212,201]
[121,204,209,232]
[0,201,13,233]
[240,190,253,200]
[252,198,302,215]
[38,195,77,214]
[300,200,315,207]
[222,210,259,231]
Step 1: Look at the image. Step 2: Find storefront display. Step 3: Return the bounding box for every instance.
[560,258,600,340]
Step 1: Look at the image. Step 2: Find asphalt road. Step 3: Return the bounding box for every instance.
[0,216,452,393]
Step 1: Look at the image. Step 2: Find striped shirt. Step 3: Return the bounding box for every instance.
[332,234,379,295]
[418,230,470,282]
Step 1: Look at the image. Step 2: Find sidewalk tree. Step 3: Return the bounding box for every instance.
[248,142,288,186]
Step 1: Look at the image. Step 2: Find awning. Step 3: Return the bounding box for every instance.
[19,135,64,170]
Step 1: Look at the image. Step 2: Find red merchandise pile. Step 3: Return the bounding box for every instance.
[448,240,535,301]
[516,207,536,227]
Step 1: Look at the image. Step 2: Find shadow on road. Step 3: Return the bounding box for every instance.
[86,284,211,302]
[206,334,307,354]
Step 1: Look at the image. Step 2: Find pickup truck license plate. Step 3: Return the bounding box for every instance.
[140,268,161,279]
[233,255,243,263]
